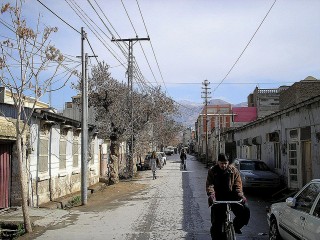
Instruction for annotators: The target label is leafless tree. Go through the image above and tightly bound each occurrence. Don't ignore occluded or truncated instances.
[0,1,71,233]
[83,61,182,177]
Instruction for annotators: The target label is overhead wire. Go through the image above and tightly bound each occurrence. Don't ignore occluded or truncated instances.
[65,0,125,67]
[135,0,168,93]
[36,0,80,34]
[88,0,129,59]
[0,19,80,74]
[36,0,186,115]
[120,0,160,87]
[213,0,277,93]
[147,81,295,85]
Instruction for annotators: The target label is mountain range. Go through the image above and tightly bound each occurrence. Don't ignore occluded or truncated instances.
[175,99,247,128]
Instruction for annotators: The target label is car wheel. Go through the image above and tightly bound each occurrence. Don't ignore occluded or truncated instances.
[269,218,282,240]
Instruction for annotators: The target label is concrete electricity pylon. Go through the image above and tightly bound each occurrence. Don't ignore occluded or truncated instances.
[111,36,150,177]
[79,28,97,205]
[201,79,211,167]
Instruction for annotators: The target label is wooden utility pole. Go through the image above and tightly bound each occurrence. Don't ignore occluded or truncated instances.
[111,37,150,177]
[201,79,211,167]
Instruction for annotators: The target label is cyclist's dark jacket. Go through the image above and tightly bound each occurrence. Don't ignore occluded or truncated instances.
[206,164,244,201]
[180,152,186,162]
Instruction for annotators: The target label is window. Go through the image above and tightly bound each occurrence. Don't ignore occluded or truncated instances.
[39,138,49,172]
[59,129,67,170]
[290,129,298,139]
[240,162,255,170]
[268,132,279,142]
[295,183,320,213]
[39,125,49,173]
[90,140,95,165]
[72,133,79,168]
[313,198,320,218]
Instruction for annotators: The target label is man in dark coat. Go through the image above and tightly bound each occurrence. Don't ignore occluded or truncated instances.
[180,149,187,170]
[206,153,250,239]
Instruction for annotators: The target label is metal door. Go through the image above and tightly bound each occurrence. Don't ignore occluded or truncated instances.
[288,142,300,189]
[0,144,11,208]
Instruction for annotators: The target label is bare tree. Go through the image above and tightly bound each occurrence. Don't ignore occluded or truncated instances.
[0,1,70,233]
[82,61,181,179]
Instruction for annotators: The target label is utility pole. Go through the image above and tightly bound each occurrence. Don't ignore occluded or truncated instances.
[201,79,211,168]
[79,27,98,205]
[80,27,88,205]
[111,36,150,178]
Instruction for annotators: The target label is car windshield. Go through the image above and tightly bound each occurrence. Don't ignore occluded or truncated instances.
[240,161,270,171]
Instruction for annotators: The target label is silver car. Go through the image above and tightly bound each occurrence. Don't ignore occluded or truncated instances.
[234,158,281,189]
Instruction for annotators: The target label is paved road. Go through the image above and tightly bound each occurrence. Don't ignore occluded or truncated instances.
[29,154,270,240]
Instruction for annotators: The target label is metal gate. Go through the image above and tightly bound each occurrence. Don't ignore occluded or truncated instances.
[0,144,11,209]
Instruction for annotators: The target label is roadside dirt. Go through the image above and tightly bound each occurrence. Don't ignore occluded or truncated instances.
[18,172,149,239]
[77,176,149,212]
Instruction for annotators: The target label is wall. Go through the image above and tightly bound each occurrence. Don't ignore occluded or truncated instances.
[280,79,320,110]
[234,98,320,186]
[28,117,100,206]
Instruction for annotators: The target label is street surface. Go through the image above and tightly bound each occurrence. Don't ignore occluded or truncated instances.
[26,154,270,240]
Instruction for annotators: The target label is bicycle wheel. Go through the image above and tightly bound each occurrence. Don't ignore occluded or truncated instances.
[225,223,236,240]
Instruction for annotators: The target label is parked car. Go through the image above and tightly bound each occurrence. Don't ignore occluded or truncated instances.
[164,146,174,155]
[233,158,281,189]
[267,179,320,240]
[156,152,166,166]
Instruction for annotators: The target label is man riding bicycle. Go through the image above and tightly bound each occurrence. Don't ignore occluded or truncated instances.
[180,149,187,170]
[206,153,250,239]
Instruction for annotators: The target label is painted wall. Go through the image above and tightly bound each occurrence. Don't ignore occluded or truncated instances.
[232,107,257,122]
[234,98,320,187]
[28,118,100,206]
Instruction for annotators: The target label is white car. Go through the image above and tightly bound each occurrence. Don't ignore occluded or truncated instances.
[164,146,174,155]
[267,179,320,240]
[156,152,166,166]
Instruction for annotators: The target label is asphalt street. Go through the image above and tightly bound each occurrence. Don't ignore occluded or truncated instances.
[21,154,270,240]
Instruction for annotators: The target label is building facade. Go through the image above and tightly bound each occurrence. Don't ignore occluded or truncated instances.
[218,77,320,189]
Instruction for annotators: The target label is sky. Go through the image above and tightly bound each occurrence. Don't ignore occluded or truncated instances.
[1,0,320,110]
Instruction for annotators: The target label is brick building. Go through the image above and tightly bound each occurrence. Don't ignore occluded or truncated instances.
[279,76,320,110]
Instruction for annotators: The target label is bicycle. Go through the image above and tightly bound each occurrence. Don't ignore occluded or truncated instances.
[180,159,186,170]
[211,200,243,240]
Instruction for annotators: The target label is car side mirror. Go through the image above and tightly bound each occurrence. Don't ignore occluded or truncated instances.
[286,197,296,207]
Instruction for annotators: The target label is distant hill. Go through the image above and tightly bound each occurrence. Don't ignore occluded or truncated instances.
[174,99,248,128]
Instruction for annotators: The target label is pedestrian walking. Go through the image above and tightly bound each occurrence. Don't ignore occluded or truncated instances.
[150,151,157,179]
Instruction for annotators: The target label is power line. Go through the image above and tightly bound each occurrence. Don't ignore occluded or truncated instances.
[120,0,160,87]
[85,0,129,58]
[213,0,277,93]
[135,0,167,93]
[64,0,126,68]
[0,20,81,73]
[36,0,80,34]
[149,81,294,85]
